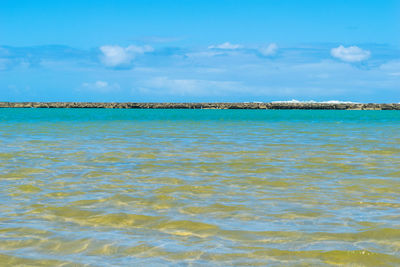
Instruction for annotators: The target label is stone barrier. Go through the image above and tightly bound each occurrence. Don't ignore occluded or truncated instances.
[0,102,399,110]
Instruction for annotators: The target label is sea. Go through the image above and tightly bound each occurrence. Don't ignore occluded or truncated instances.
[0,108,399,266]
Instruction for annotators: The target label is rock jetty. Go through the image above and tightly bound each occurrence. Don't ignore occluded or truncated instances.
[0,102,399,110]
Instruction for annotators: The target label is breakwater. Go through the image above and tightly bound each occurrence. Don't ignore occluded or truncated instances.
[0,102,400,110]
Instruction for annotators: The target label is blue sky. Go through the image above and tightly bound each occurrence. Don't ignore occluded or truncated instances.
[0,0,399,102]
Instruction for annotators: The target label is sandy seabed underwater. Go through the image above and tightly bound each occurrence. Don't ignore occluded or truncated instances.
[0,109,400,266]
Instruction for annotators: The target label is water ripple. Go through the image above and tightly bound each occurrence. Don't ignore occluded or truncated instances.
[0,109,399,266]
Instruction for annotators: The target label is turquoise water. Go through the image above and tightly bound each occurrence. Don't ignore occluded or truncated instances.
[0,109,400,266]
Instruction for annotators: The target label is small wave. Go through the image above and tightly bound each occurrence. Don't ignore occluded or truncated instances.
[271,99,358,104]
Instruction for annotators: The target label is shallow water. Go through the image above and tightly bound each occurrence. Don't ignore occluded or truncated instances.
[0,109,400,266]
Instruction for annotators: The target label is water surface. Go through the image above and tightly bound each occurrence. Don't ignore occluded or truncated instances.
[0,109,400,266]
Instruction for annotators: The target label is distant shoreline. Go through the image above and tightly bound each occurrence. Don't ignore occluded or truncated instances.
[1,102,400,110]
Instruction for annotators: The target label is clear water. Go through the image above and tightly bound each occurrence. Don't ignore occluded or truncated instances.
[0,109,400,266]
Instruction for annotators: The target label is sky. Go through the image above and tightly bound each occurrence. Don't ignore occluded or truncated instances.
[0,0,399,102]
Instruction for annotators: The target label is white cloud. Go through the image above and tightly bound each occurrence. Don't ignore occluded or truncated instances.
[82,80,120,92]
[330,45,370,62]
[208,42,243,50]
[99,45,154,67]
[259,43,278,56]
[94,81,108,88]
[138,76,243,96]
[380,60,400,75]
